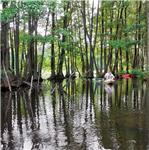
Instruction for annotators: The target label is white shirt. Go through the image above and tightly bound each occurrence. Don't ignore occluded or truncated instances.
[104,72,115,80]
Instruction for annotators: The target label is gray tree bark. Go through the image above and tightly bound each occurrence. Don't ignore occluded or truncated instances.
[147,1,149,71]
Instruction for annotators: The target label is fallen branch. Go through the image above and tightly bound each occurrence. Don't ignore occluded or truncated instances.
[22,81,33,87]
[51,86,56,94]
[29,75,33,97]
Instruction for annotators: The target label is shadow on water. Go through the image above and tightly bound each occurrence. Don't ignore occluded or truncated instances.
[1,79,149,150]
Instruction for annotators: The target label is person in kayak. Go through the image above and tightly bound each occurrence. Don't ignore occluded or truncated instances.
[104,68,115,80]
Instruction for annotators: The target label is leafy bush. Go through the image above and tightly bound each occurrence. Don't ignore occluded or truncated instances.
[117,69,146,78]
[129,69,144,78]
[117,70,127,76]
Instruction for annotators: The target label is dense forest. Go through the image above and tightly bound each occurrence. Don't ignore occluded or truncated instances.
[1,0,149,91]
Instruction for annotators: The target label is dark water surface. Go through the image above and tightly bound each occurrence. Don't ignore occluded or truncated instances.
[1,79,149,150]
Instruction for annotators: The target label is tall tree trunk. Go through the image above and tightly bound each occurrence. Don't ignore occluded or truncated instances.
[81,1,89,77]
[112,2,120,74]
[137,1,142,69]
[119,1,124,71]
[133,1,140,69]
[78,25,85,76]
[21,20,26,76]
[10,28,14,72]
[39,10,50,78]
[1,2,9,71]
[51,10,55,77]
[109,2,114,71]
[34,17,38,79]
[93,0,100,76]
[104,8,107,72]
[28,14,34,78]
[100,5,104,73]
[89,0,94,77]
[25,12,36,80]
[57,1,69,77]
[125,4,129,73]
[147,1,149,71]
[14,9,20,77]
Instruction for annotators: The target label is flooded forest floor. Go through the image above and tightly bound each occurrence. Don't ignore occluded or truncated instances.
[1,78,149,150]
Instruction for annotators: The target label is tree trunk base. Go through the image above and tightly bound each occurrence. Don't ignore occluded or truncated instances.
[65,73,76,79]
[1,70,44,91]
[48,73,77,82]
[82,75,94,79]
[96,72,104,78]
[48,74,65,82]
[1,70,21,91]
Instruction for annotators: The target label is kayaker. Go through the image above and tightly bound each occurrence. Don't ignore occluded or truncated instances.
[104,68,115,80]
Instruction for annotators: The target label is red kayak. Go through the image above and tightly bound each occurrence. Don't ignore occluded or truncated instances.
[122,74,134,79]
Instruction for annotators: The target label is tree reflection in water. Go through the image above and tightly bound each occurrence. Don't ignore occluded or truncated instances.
[1,79,149,150]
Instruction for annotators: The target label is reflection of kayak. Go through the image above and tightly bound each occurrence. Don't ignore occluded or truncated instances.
[105,84,113,94]
[104,79,115,84]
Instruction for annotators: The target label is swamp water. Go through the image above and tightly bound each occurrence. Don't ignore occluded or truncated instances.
[1,79,149,150]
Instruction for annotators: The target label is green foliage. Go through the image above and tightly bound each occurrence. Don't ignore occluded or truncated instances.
[124,23,145,33]
[129,69,144,78]
[20,33,58,43]
[109,40,125,49]
[20,33,31,43]
[117,69,145,78]
[108,39,136,50]
[22,1,44,17]
[36,35,57,43]
[117,70,128,76]
[1,3,17,23]
[108,34,145,53]
[1,0,148,80]
[55,28,72,37]
[43,56,50,69]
